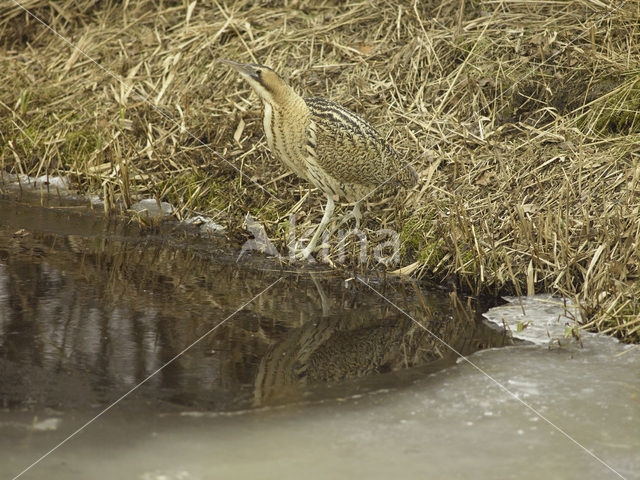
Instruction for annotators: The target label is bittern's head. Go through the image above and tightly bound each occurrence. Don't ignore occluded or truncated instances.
[220,59,289,106]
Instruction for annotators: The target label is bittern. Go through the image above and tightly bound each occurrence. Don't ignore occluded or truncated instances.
[221,59,418,260]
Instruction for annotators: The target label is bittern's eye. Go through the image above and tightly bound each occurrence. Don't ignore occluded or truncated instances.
[255,70,274,92]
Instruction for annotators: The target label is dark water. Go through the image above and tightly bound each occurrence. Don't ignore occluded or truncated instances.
[0,190,509,414]
[2,189,637,480]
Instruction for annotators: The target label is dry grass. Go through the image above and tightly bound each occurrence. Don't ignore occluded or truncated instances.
[0,0,638,341]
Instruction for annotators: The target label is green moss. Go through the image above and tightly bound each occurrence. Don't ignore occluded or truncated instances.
[62,129,105,166]
[416,239,446,269]
[399,214,451,268]
[583,75,640,135]
[457,245,477,272]
[400,217,426,253]
[0,104,106,174]
[273,216,292,239]
[165,172,230,213]
[0,114,51,169]
[250,201,282,224]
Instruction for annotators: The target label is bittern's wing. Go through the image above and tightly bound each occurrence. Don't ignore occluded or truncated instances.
[305,98,414,188]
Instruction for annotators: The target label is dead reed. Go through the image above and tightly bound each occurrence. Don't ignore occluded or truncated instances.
[0,0,638,341]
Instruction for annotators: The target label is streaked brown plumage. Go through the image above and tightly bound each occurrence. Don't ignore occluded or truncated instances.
[221,59,417,259]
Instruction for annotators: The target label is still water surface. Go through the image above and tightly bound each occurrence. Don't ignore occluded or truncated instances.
[0,191,637,479]
[0,195,505,413]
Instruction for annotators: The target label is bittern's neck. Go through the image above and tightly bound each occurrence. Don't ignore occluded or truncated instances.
[259,84,310,181]
[263,83,306,115]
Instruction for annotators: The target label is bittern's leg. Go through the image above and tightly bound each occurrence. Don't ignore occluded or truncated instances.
[351,202,362,230]
[332,201,362,233]
[295,196,335,261]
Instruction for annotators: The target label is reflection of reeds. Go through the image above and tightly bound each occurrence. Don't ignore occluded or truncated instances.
[1,0,637,340]
[2,215,503,409]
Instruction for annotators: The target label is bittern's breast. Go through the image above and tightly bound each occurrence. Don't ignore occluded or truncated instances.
[262,100,310,182]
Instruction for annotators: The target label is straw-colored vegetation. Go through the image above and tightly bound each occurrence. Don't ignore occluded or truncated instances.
[1,0,638,341]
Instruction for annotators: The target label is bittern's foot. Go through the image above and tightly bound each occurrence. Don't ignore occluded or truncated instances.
[290,237,332,262]
[291,246,317,262]
[290,197,334,262]
[331,204,362,234]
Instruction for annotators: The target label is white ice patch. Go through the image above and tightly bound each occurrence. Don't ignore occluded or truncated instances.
[35,175,69,190]
[87,194,104,206]
[1,172,69,191]
[184,215,225,234]
[31,417,61,431]
[130,198,175,217]
[482,294,626,349]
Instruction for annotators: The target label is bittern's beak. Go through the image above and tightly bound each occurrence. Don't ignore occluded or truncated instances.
[220,59,261,82]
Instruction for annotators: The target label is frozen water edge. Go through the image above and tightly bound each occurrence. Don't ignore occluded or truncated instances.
[2,294,638,479]
[1,172,70,192]
[482,294,634,351]
[483,294,582,346]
